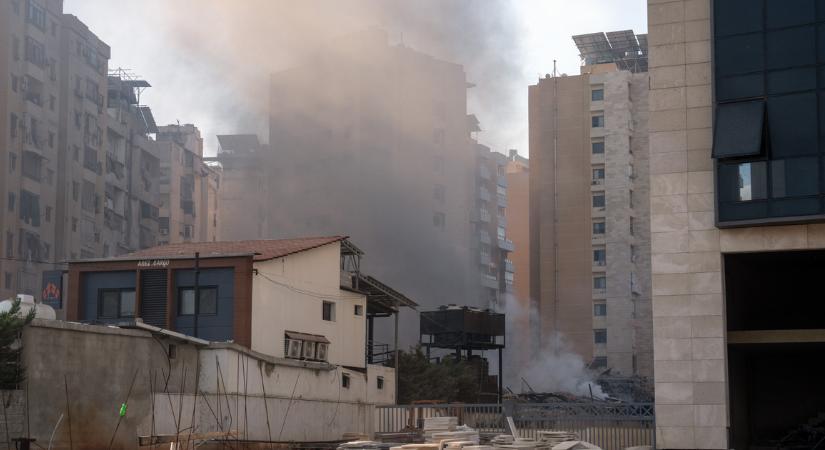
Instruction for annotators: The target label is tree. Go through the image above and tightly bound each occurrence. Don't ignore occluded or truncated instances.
[0,299,35,389]
[390,347,481,404]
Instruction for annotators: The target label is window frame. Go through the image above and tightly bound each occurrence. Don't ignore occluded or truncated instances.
[177,286,219,316]
[322,300,336,322]
[97,288,136,320]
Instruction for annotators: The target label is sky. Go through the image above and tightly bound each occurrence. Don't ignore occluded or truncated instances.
[64,0,647,157]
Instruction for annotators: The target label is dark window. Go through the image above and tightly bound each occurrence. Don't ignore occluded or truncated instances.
[594,329,607,344]
[591,89,604,101]
[591,115,605,128]
[719,161,768,202]
[592,141,605,154]
[766,26,815,70]
[342,373,350,389]
[594,304,607,316]
[716,33,764,76]
[354,304,363,316]
[377,376,384,390]
[25,1,46,30]
[4,273,12,289]
[4,233,12,258]
[322,301,335,321]
[593,168,605,180]
[593,249,606,266]
[593,194,605,208]
[766,0,814,28]
[10,113,18,140]
[21,151,41,181]
[768,92,818,157]
[19,190,40,226]
[712,101,765,158]
[178,287,218,316]
[98,289,136,319]
[8,153,15,173]
[593,221,605,234]
[7,193,15,212]
[594,276,606,290]
[772,158,819,198]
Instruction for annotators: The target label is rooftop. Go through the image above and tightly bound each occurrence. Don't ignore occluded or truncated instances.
[572,30,648,73]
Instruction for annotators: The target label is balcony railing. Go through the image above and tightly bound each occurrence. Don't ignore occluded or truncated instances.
[497,238,514,252]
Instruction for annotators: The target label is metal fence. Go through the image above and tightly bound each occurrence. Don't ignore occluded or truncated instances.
[375,402,655,450]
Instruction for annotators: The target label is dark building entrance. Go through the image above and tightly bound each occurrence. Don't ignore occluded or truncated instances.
[725,250,825,450]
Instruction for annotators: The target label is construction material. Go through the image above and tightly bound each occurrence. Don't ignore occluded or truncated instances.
[549,441,600,450]
[137,430,238,446]
[537,431,578,447]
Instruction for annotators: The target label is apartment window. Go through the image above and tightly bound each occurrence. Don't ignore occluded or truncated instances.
[631,245,638,263]
[593,248,606,266]
[19,190,40,227]
[71,182,79,201]
[591,88,604,101]
[5,233,13,258]
[21,151,41,181]
[73,146,79,161]
[629,190,635,208]
[497,226,506,240]
[377,376,384,390]
[49,95,55,111]
[3,273,12,290]
[322,301,336,321]
[7,193,15,212]
[24,37,46,68]
[592,194,605,208]
[354,304,363,316]
[11,76,18,93]
[629,217,635,236]
[594,329,607,344]
[71,218,77,232]
[592,356,607,368]
[98,289,136,319]
[592,167,605,181]
[593,276,606,290]
[593,221,605,235]
[433,156,445,174]
[81,181,95,212]
[592,141,605,154]
[433,212,446,230]
[591,114,605,128]
[178,287,218,316]
[8,152,16,173]
[594,303,607,316]
[342,373,350,389]
[12,36,19,61]
[26,1,47,31]
[10,113,18,140]
[433,184,445,202]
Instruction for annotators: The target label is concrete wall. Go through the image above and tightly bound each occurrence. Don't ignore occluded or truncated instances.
[251,242,368,367]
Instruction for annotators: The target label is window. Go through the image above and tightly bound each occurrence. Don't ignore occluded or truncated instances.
[81,181,95,212]
[593,276,606,290]
[8,152,15,173]
[48,132,54,149]
[433,212,446,230]
[5,233,12,258]
[49,95,55,111]
[26,1,47,30]
[713,101,766,158]
[71,218,77,232]
[342,373,350,389]
[3,273,11,289]
[44,206,50,222]
[630,217,635,236]
[592,356,608,368]
[11,76,18,93]
[591,88,604,101]
[21,151,41,181]
[593,248,606,266]
[631,245,638,263]
[497,226,506,240]
[592,167,605,181]
[629,190,635,209]
[719,161,768,202]
[98,289,136,319]
[12,36,19,61]
[71,182,79,201]
[593,221,605,235]
[354,304,363,316]
[591,114,604,128]
[168,344,177,359]
[592,194,605,208]
[10,113,18,140]
[594,329,607,344]
[771,158,818,198]
[377,376,384,390]
[433,184,445,202]
[24,37,46,68]
[592,141,605,154]
[594,304,607,316]
[178,287,218,316]
[19,190,40,226]
[7,193,15,212]
[322,301,335,321]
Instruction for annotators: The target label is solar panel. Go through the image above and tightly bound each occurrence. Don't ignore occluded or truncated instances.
[572,30,648,73]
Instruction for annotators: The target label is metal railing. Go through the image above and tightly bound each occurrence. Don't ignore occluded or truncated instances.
[375,402,654,450]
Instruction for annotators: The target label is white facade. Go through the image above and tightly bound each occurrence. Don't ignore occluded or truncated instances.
[251,241,368,368]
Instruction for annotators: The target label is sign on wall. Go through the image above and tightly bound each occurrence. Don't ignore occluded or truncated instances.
[41,270,63,309]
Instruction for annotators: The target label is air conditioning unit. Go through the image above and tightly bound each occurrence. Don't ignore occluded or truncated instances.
[303,341,317,360]
[316,343,328,362]
[285,339,302,359]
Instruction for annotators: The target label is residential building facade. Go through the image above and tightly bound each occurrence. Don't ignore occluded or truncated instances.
[504,149,530,380]
[213,134,270,241]
[648,0,825,448]
[529,31,652,378]
[219,29,482,347]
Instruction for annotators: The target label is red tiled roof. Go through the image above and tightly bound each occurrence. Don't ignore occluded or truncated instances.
[124,236,347,262]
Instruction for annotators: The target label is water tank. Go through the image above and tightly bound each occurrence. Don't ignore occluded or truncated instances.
[0,294,56,320]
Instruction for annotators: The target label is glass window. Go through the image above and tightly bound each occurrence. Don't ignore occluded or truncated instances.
[377,376,384,389]
[178,287,218,315]
[592,141,605,154]
[593,249,606,266]
[766,26,816,70]
[355,304,363,316]
[719,161,768,202]
[712,100,765,158]
[179,289,195,315]
[323,301,335,321]
[767,68,816,94]
[716,73,764,101]
[772,158,819,198]
[594,329,607,344]
[714,0,763,37]
[715,33,764,77]
[100,291,119,319]
[594,304,607,316]
[591,89,604,101]
[768,92,818,157]
[592,168,605,180]
[591,115,604,128]
[593,276,606,290]
[593,221,605,235]
[120,291,135,318]
[342,373,350,388]
[766,0,814,28]
[593,194,605,208]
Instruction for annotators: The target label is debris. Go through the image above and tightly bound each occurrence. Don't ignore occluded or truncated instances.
[550,441,601,450]
[537,431,578,447]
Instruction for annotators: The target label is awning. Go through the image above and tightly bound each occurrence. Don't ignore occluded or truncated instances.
[357,273,418,315]
[285,331,330,344]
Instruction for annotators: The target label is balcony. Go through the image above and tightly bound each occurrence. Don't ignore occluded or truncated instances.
[505,259,515,273]
[479,231,491,245]
[479,209,491,223]
[478,188,491,202]
[497,215,508,228]
[497,194,507,207]
[497,238,514,252]
[480,252,491,265]
[481,273,499,290]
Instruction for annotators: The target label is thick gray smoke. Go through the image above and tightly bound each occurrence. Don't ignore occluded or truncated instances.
[499,293,605,399]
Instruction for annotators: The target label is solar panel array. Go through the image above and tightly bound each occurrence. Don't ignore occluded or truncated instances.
[572,30,649,73]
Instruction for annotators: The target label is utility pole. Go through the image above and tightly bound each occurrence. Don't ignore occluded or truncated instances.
[193,252,200,338]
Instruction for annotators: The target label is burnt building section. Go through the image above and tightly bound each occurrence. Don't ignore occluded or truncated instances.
[102,71,161,255]
[420,306,505,402]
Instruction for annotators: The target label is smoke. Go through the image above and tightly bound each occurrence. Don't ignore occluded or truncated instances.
[499,293,605,399]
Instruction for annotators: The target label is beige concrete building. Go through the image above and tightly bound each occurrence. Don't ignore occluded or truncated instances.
[155,124,218,245]
[529,31,652,378]
[648,0,825,447]
[504,149,530,379]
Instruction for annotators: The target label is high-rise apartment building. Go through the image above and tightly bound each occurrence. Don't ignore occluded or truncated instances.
[214,134,269,241]
[648,0,825,447]
[218,29,482,346]
[504,149,530,378]
[529,31,652,377]
[155,124,218,245]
